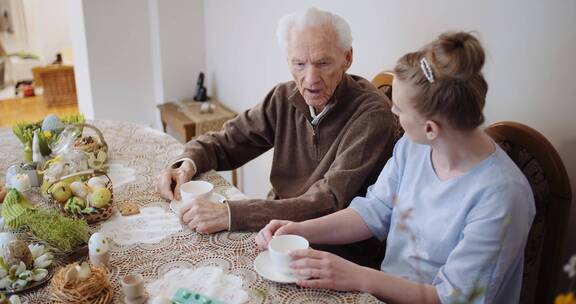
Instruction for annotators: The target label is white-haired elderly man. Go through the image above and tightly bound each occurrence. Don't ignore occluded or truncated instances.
[158,8,394,267]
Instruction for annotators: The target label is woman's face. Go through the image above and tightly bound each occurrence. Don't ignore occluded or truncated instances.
[391,78,429,144]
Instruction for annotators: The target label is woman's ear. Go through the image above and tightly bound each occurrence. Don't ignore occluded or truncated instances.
[425,120,440,141]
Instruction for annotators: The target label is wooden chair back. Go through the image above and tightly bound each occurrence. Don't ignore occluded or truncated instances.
[485,121,572,304]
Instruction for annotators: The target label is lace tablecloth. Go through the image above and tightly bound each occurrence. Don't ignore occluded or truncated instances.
[0,120,380,303]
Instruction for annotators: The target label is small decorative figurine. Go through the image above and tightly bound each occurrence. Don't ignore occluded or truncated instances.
[193,72,208,102]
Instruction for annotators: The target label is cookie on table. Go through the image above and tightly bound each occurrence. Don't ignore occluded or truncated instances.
[119,202,140,216]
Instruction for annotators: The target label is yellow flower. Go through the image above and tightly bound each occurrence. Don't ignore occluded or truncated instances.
[555,293,576,304]
[43,130,52,139]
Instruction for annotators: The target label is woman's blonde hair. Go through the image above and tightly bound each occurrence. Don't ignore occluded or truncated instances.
[394,32,488,130]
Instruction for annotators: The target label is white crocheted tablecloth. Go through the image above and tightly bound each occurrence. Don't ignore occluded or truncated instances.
[0,120,381,304]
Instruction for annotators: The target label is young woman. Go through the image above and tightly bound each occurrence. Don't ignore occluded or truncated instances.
[256,32,535,304]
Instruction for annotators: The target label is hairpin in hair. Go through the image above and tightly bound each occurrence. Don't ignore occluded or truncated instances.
[420,57,435,83]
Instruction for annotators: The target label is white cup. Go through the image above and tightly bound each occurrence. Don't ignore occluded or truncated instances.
[121,274,146,301]
[268,235,309,275]
[179,181,213,203]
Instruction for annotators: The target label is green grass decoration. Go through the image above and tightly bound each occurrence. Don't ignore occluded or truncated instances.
[1,189,89,252]
[11,114,86,156]
[11,121,39,146]
[60,114,85,125]
[1,189,33,229]
[20,209,89,253]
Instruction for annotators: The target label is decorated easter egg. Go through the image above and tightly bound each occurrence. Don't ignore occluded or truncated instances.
[70,181,90,198]
[41,114,64,131]
[87,177,106,190]
[88,233,109,255]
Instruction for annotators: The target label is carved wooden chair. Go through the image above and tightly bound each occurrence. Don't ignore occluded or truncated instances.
[485,121,572,304]
[371,71,404,144]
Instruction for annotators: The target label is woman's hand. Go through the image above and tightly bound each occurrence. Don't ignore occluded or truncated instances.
[255,220,303,250]
[289,248,366,291]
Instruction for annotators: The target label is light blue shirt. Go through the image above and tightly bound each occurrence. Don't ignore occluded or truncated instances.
[350,135,535,304]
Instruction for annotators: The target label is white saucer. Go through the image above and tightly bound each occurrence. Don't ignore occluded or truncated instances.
[253,251,307,284]
[169,193,226,214]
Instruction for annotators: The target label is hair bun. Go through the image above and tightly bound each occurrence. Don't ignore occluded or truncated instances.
[429,32,485,80]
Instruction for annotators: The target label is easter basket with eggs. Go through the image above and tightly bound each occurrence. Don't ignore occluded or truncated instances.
[45,170,113,224]
[50,123,109,171]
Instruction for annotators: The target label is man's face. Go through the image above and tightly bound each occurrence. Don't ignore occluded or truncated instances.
[287,25,352,110]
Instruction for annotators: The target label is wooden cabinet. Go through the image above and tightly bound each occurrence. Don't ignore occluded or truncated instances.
[157,100,238,185]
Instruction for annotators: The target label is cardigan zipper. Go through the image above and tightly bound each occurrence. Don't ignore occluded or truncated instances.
[312,127,319,161]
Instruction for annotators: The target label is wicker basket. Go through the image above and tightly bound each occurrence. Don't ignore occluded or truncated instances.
[38,65,77,106]
[46,169,114,224]
[73,123,108,154]
[49,264,112,304]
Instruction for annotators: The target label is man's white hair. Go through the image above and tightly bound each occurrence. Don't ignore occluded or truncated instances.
[276,8,353,52]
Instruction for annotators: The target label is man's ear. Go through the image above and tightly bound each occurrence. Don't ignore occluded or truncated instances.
[425,120,440,141]
[344,48,353,70]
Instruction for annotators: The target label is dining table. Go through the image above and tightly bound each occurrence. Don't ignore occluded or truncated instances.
[0,120,381,303]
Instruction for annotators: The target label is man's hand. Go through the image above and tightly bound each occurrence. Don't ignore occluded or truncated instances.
[290,248,365,291]
[255,220,303,250]
[157,160,196,201]
[179,198,230,234]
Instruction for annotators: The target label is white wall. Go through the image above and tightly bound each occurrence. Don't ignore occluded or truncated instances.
[203,0,576,288]
[156,0,205,103]
[0,0,30,53]
[68,0,93,118]
[70,0,158,128]
[70,0,206,130]
[24,0,71,63]
[0,0,72,62]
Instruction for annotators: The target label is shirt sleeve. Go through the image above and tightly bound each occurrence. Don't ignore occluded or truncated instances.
[348,135,407,241]
[169,86,278,173]
[227,108,394,231]
[433,183,535,304]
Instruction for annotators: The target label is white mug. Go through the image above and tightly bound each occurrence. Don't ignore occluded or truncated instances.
[268,235,309,275]
[179,181,213,203]
[121,274,146,301]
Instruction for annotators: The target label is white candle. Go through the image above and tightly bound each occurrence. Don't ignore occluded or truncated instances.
[12,174,31,193]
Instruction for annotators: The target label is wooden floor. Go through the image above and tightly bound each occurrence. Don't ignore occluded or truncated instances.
[0,96,79,128]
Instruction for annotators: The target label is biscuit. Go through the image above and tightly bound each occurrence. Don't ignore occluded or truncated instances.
[119,202,140,216]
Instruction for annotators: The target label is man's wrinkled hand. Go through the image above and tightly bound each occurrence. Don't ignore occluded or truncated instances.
[179,198,230,234]
[157,160,196,201]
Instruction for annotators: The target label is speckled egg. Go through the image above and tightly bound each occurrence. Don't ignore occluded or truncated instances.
[88,233,109,255]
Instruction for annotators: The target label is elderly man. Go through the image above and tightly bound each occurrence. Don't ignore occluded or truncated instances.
[158,9,393,243]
